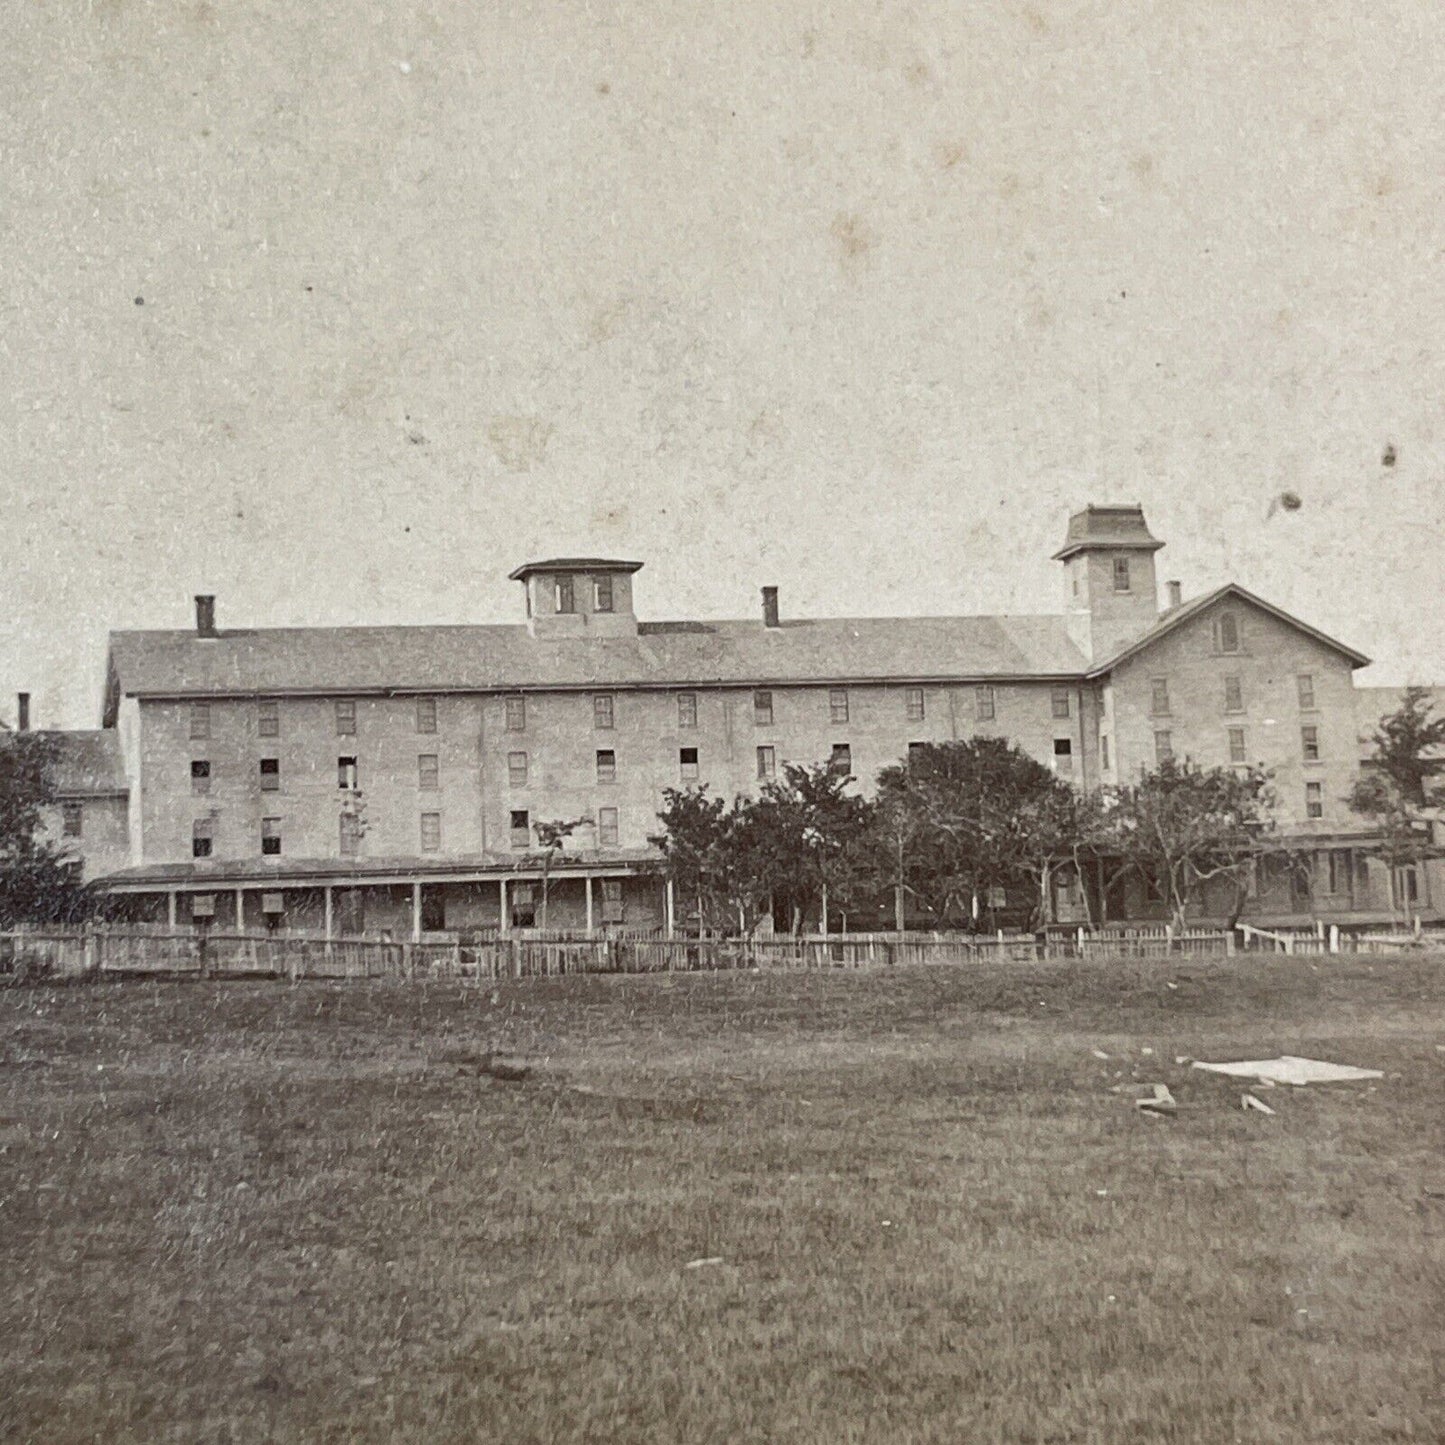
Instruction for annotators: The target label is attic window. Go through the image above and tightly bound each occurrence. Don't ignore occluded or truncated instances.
[1215,611,1241,655]
[555,576,576,614]
[594,576,614,612]
[1113,557,1131,593]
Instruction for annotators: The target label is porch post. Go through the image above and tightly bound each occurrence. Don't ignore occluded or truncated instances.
[324,885,334,941]
[821,882,829,937]
[665,877,675,938]
[500,877,510,935]
[167,890,177,929]
[411,880,422,942]
[585,875,594,933]
[235,887,245,933]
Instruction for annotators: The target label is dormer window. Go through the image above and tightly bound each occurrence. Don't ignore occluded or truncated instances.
[1112,557,1131,592]
[555,576,576,614]
[594,576,613,612]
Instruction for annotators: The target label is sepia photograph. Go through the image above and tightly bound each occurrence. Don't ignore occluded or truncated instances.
[2,2,1443,1441]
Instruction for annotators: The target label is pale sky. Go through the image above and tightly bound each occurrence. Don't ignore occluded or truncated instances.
[4,0,1444,729]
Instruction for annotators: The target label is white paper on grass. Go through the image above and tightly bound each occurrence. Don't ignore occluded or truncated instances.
[1191,1056,1383,1086]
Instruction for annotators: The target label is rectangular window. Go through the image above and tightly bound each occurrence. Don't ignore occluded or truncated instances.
[1306,782,1324,819]
[680,746,699,783]
[259,757,279,792]
[511,881,536,928]
[976,685,995,721]
[335,700,356,735]
[1215,611,1241,654]
[555,576,575,614]
[416,697,437,734]
[1224,675,1243,713]
[339,811,361,857]
[677,692,697,728]
[192,818,213,858]
[1113,556,1131,592]
[420,812,441,853]
[905,687,925,722]
[509,809,530,849]
[753,690,773,726]
[1297,674,1316,711]
[1301,726,1320,762]
[1392,865,1419,909]
[257,700,278,738]
[190,702,210,740]
[418,753,439,790]
[596,749,616,784]
[1100,734,1111,770]
[1228,727,1247,764]
[1053,738,1073,774]
[830,743,852,774]
[508,751,528,787]
[505,696,526,732]
[601,877,625,924]
[1154,730,1173,764]
[829,689,849,724]
[62,803,83,838]
[261,817,281,856]
[908,741,927,765]
[1051,687,1071,720]
[597,806,619,847]
[1326,849,1352,896]
[594,576,614,612]
[756,745,776,780]
[1151,678,1170,716]
[337,755,358,790]
[191,759,211,795]
[593,694,614,730]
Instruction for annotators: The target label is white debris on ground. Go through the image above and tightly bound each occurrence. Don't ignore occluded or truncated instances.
[1191,1056,1384,1086]
[1136,1083,1176,1116]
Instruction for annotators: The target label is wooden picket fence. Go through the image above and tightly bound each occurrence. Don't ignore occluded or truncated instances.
[0,920,1432,985]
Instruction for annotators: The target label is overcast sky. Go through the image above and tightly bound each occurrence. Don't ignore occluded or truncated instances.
[4,1,1443,729]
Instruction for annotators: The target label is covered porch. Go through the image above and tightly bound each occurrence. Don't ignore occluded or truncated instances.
[99,854,680,941]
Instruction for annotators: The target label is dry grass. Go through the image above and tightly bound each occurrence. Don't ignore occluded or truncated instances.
[1,954,1442,1443]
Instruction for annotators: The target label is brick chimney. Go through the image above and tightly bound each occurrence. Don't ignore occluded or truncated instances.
[195,594,217,638]
[762,586,780,629]
[17,693,29,732]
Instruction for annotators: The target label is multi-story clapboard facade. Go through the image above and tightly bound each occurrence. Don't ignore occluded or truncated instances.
[20,503,1440,934]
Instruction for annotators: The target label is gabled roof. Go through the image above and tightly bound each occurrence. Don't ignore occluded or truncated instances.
[1052,504,1163,561]
[1086,584,1372,677]
[507,558,644,580]
[13,730,129,796]
[103,614,1091,709]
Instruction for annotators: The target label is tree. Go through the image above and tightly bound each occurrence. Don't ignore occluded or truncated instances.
[1099,758,1279,932]
[649,765,875,937]
[872,739,1075,930]
[531,817,590,931]
[0,732,92,926]
[649,787,750,934]
[1349,685,1445,916]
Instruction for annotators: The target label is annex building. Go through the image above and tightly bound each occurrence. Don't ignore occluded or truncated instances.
[18,504,1435,936]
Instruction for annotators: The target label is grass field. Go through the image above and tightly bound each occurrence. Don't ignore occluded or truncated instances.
[1,954,1442,1444]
